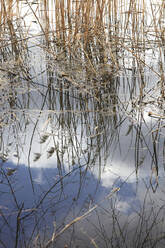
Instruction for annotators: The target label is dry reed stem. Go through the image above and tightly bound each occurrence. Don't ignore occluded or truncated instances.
[45,187,120,248]
[148,111,165,119]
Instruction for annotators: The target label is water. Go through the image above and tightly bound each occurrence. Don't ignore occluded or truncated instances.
[1,51,165,247]
[0,1,165,247]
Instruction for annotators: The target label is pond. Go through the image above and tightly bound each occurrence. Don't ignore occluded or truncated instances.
[0,0,165,247]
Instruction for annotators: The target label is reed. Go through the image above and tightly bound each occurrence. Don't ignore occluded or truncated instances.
[0,1,164,72]
[0,1,165,247]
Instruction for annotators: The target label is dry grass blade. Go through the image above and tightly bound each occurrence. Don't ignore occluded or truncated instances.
[40,134,49,144]
[148,112,165,119]
[33,153,41,162]
[47,147,55,158]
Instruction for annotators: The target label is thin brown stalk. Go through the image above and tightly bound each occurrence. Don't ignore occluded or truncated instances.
[45,187,120,248]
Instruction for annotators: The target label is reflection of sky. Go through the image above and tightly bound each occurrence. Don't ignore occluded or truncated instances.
[0,159,106,246]
[3,99,165,214]
[1,74,165,246]
[1,115,165,245]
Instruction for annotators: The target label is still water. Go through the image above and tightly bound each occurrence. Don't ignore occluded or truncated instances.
[0,41,165,248]
[0,0,165,247]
